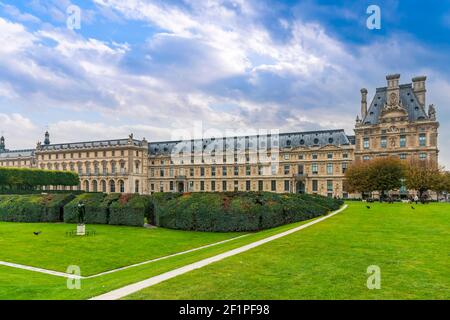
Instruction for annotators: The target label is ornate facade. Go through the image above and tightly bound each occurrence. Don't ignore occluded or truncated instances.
[0,74,440,197]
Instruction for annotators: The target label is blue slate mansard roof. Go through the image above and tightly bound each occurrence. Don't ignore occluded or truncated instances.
[38,138,145,151]
[0,149,35,159]
[149,129,354,156]
[361,84,429,125]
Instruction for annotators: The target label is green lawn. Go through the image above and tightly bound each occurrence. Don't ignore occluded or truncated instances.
[0,222,241,275]
[125,202,450,300]
[0,216,318,299]
[1,202,448,300]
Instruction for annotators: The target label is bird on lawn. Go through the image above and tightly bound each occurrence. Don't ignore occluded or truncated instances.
[33,231,41,236]
[411,206,415,210]
[366,206,371,209]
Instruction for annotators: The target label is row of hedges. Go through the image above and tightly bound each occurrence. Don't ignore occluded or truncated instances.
[153,192,343,232]
[64,193,120,224]
[0,193,151,226]
[0,192,343,230]
[0,194,76,222]
[0,167,79,191]
[63,193,151,226]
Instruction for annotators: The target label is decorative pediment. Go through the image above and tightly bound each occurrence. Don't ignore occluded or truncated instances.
[380,93,408,119]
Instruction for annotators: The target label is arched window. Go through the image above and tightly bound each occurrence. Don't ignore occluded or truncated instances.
[84,180,89,192]
[110,180,116,193]
[92,180,98,192]
[101,180,106,193]
[119,180,125,193]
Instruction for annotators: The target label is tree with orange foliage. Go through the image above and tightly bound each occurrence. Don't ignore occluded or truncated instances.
[404,160,441,200]
[346,157,406,200]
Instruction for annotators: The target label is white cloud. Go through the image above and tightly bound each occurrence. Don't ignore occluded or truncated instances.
[0,2,450,169]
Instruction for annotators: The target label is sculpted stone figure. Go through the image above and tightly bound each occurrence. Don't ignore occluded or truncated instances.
[77,201,86,225]
[428,104,436,119]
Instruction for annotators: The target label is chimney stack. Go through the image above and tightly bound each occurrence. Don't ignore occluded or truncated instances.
[412,76,426,107]
[386,74,400,89]
[360,88,368,119]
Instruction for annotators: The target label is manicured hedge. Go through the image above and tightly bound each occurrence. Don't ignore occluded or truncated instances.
[109,194,152,227]
[64,193,120,224]
[155,192,343,232]
[148,192,182,225]
[0,167,79,191]
[0,193,75,222]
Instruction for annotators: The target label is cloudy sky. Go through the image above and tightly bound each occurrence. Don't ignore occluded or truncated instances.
[0,0,449,168]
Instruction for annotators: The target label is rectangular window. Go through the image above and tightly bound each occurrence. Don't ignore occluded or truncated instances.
[200,167,205,177]
[284,165,290,175]
[312,163,318,175]
[189,168,194,176]
[342,162,348,174]
[271,165,277,175]
[400,135,406,147]
[258,180,263,191]
[222,166,227,176]
[271,180,276,191]
[211,181,216,191]
[298,154,304,160]
[298,164,304,175]
[234,180,239,191]
[284,180,290,192]
[327,180,333,192]
[419,133,426,147]
[283,154,289,160]
[159,182,164,192]
[419,153,427,160]
[211,166,216,177]
[200,181,205,191]
[400,153,407,160]
[363,155,370,161]
[234,166,239,176]
[169,181,174,191]
[246,165,251,176]
[312,180,318,192]
[343,153,348,159]
[327,153,333,159]
[246,180,251,191]
[312,153,318,160]
[258,165,263,176]
[363,137,369,149]
[380,136,387,148]
[326,163,333,175]
[150,183,154,191]
[222,181,227,191]
[160,169,164,177]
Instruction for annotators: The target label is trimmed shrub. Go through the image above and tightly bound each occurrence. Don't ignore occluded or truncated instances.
[41,193,76,222]
[0,167,79,192]
[0,193,75,222]
[108,194,152,227]
[63,193,120,224]
[154,192,342,232]
[148,192,182,225]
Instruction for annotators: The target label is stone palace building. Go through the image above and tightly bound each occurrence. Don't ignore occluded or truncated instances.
[0,74,440,198]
